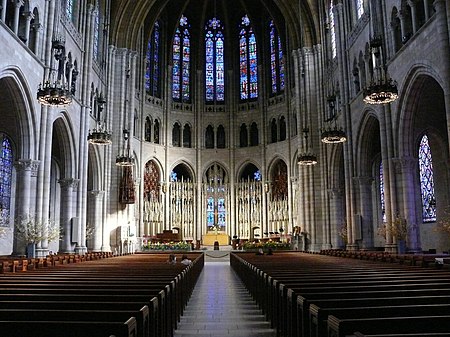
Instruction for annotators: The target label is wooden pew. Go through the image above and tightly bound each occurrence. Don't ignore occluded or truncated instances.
[0,317,137,337]
[327,315,450,337]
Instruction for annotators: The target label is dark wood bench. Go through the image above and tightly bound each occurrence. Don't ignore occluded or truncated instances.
[0,317,137,337]
[328,315,450,337]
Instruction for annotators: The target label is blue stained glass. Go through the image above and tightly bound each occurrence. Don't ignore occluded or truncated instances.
[357,0,364,19]
[254,170,261,181]
[205,18,225,102]
[170,171,178,182]
[218,198,226,229]
[330,2,337,58]
[93,9,100,60]
[172,17,190,101]
[239,15,258,100]
[269,20,285,94]
[419,135,436,222]
[153,23,160,95]
[380,162,386,223]
[146,22,160,96]
[207,197,215,227]
[66,0,73,20]
[145,40,152,91]
[0,136,12,222]
[172,29,181,100]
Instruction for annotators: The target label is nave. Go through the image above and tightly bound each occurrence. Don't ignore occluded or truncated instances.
[174,260,276,337]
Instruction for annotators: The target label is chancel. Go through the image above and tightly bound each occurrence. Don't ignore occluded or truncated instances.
[1,0,450,336]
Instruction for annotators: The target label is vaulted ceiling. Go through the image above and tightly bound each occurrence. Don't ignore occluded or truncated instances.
[110,0,321,51]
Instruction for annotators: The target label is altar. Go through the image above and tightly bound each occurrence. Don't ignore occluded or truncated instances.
[202,232,229,245]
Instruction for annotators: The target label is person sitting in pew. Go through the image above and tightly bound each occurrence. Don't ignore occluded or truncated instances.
[181,254,192,266]
[167,253,177,265]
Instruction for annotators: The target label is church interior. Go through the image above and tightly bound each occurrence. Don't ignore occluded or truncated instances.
[0,0,450,256]
[1,0,450,335]
[1,0,449,257]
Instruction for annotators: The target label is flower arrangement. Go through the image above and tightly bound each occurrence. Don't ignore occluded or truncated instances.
[14,214,62,244]
[434,206,450,236]
[142,241,191,251]
[243,240,290,251]
[377,216,408,240]
[337,223,348,243]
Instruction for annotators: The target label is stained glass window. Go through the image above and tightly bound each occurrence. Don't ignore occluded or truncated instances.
[269,20,285,94]
[145,22,160,96]
[380,162,386,223]
[419,134,436,222]
[239,15,258,100]
[207,197,215,228]
[254,170,262,181]
[330,2,337,58]
[66,0,74,20]
[217,197,226,229]
[170,171,178,182]
[93,8,100,60]
[0,136,13,223]
[205,17,225,102]
[356,0,364,19]
[172,16,190,101]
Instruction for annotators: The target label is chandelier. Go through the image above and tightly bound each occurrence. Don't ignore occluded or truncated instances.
[116,129,134,166]
[363,36,398,105]
[321,126,347,144]
[298,128,317,166]
[321,94,347,144]
[87,94,112,145]
[37,37,72,106]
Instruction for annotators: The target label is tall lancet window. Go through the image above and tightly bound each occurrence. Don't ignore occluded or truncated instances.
[329,2,337,58]
[0,135,13,222]
[93,8,100,60]
[419,134,436,222]
[356,0,364,19]
[66,0,74,21]
[380,162,386,223]
[205,17,225,102]
[269,20,285,94]
[172,15,190,102]
[145,21,161,97]
[239,15,258,100]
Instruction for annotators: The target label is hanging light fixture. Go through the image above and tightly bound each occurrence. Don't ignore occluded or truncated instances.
[321,94,347,144]
[87,93,112,145]
[116,129,134,166]
[116,68,134,166]
[298,128,317,166]
[87,22,112,145]
[363,36,398,105]
[37,36,73,106]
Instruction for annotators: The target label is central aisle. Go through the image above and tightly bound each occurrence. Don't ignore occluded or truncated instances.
[174,261,276,337]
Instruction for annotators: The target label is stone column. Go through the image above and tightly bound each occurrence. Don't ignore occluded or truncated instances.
[407,0,418,33]
[12,159,40,256]
[12,0,24,34]
[58,178,79,253]
[87,190,104,251]
[355,176,375,249]
[1,0,7,22]
[424,0,430,20]
[328,188,344,249]
[397,157,422,252]
[22,10,33,45]
[397,10,407,41]
[31,23,42,55]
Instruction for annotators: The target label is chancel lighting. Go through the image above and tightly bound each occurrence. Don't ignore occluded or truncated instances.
[363,79,398,105]
[116,130,134,166]
[87,126,112,145]
[37,38,72,106]
[298,153,318,166]
[321,127,347,144]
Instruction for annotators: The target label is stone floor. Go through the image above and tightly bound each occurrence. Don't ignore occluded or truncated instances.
[174,261,276,337]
